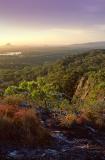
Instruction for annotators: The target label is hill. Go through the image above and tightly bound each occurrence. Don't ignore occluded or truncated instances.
[69,41,105,49]
[0,49,105,159]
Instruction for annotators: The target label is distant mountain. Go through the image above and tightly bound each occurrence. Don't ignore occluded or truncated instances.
[0,41,105,51]
[5,43,12,46]
[69,41,105,49]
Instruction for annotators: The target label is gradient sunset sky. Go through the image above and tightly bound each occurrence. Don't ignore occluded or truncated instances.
[0,0,105,45]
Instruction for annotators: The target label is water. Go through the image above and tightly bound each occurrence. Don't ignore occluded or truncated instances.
[0,51,22,56]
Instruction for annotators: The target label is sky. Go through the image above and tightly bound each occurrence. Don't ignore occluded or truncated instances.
[0,0,105,45]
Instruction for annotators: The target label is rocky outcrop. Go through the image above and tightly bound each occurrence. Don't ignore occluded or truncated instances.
[1,107,105,160]
[73,74,105,102]
[1,129,105,160]
[73,75,91,100]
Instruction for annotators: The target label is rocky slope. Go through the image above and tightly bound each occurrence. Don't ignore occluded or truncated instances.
[1,108,105,160]
[73,72,105,103]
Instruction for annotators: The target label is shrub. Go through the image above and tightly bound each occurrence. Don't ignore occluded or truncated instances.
[59,113,76,128]
[82,101,105,128]
[0,104,17,118]
[3,95,26,106]
[76,114,88,125]
[5,86,17,95]
[0,105,50,146]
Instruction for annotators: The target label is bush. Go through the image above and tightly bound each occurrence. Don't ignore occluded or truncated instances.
[0,105,50,146]
[3,95,26,106]
[59,113,76,128]
[76,114,88,125]
[82,101,105,128]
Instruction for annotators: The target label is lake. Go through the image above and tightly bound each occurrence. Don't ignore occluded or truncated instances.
[0,52,22,56]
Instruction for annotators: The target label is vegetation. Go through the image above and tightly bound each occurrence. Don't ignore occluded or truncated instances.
[0,105,50,146]
[59,113,76,128]
[0,49,105,146]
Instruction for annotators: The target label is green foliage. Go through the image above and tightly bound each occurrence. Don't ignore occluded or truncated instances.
[97,82,105,89]
[5,86,17,95]
[59,99,73,111]
[2,49,105,127]
[19,81,28,90]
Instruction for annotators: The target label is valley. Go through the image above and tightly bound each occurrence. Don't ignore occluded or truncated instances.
[0,48,104,159]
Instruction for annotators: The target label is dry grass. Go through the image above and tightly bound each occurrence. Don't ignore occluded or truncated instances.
[58,102,105,129]
[3,95,26,106]
[81,102,105,129]
[0,104,50,146]
[76,115,87,125]
[59,114,76,128]
[59,113,88,128]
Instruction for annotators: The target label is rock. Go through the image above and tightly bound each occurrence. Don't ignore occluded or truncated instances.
[1,107,105,160]
[8,150,25,159]
[19,102,31,108]
[85,125,97,133]
[45,149,58,157]
[70,147,87,160]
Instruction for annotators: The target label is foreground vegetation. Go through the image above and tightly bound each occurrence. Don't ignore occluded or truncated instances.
[0,49,105,146]
[0,104,50,146]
